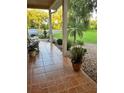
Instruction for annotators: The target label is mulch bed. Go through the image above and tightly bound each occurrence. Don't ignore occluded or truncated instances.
[81,44,97,82]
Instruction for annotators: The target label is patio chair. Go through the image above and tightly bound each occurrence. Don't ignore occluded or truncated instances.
[27,38,39,53]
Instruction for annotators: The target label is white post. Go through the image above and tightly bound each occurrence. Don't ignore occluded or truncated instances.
[62,0,68,56]
[49,9,53,44]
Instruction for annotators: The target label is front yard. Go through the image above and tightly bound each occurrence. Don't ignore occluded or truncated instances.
[53,29,97,44]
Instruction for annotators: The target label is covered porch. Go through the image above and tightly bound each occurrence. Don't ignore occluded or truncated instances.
[27,0,96,93]
[28,0,68,56]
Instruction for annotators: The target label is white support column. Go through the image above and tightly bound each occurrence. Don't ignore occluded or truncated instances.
[62,0,68,56]
[49,9,53,44]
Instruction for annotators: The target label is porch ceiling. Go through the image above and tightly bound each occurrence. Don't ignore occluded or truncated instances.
[27,0,62,10]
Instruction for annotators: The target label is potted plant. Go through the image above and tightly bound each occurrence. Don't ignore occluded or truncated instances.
[28,46,37,57]
[70,45,87,71]
[57,39,62,45]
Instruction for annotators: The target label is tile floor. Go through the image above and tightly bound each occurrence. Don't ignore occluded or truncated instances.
[28,41,96,93]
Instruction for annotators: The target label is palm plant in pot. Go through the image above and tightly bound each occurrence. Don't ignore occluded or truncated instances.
[70,45,87,71]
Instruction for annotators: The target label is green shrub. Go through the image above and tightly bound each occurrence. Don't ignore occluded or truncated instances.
[38,34,44,39]
[67,40,73,50]
[57,39,62,45]
[89,20,97,30]
[76,40,84,45]
[38,32,50,39]
[43,30,47,38]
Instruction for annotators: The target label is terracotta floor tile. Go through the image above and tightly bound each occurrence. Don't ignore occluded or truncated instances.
[27,79,31,85]
[33,67,45,73]
[65,81,73,89]
[56,79,64,85]
[46,76,54,82]
[64,77,73,82]
[32,73,45,80]
[32,65,43,69]
[27,85,31,93]
[32,79,41,85]
[52,74,63,81]
[71,79,79,87]
[76,77,87,84]
[41,88,49,93]
[35,62,44,66]
[32,76,46,84]
[27,41,96,93]
[45,65,57,72]
[46,80,57,87]
[44,62,54,65]
[59,90,68,93]
[31,85,41,93]
[32,84,40,88]
[87,88,97,93]
[48,85,58,93]
[57,82,66,92]
[39,82,47,89]
[68,87,77,93]
[75,85,87,93]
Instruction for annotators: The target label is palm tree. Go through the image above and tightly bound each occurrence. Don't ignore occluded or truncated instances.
[68,0,97,43]
[68,15,84,43]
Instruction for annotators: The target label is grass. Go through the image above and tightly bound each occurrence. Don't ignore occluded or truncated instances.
[53,32,62,39]
[82,30,97,43]
[53,29,97,44]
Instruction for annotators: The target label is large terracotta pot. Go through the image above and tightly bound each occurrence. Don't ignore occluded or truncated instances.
[72,63,82,72]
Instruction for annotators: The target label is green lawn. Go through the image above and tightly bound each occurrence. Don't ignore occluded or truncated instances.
[53,29,97,44]
[82,30,97,43]
[53,32,62,39]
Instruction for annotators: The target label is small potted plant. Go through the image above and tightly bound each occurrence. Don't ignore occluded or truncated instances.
[70,45,87,71]
[28,46,37,57]
[57,39,62,45]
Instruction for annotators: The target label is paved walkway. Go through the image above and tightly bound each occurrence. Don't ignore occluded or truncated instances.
[28,41,96,93]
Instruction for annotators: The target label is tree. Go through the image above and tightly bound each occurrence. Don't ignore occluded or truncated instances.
[89,20,97,30]
[52,6,62,30]
[27,9,48,29]
[68,15,84,43]
[27,7,63,30]
[68,0,97,43]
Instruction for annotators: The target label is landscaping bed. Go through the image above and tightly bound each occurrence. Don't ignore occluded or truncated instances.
[81,43,97,82]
